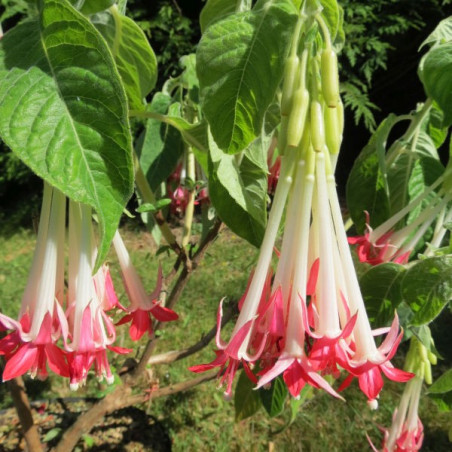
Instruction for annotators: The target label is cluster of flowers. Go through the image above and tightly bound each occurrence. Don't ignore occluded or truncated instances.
[191,138,413,406]
[191,29,414,407]
[0,183,178,389]
[349,167,452,265]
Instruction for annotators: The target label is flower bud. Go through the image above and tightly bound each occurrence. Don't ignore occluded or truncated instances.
[321,49,339,108]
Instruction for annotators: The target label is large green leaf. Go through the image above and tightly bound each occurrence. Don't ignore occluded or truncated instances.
[92,8,157,110]
[208,132,268,247]
[234,370,261,421]
[200,0,237,33]
[346,116,395,233]
[197,0,298,154]
[359,263,406,327]
[0,0,133,267]
[420,16,452,50]
[259,376,288,417]
[80,0,115,15]
[419,42,452,127]
[136,93,184,191]
[387,144,443,223]
[402,256,452,326]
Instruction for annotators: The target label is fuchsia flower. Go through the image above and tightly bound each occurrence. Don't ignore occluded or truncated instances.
[268,155,281,195]
[113,231,179,341]
[0,184,69,381]
[349,170,452,265]
[347,212,409,265]
[65,202,130,390]
[369,376,424,452]
[168,186,191,215]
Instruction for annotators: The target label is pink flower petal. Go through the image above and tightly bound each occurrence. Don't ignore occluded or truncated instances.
[45,344,69,377]
[150,302,179,322]
[381,362,414,382]
[225,318,255,360]
[256,356,294,389]
[2,343,38,381]
[129,310,151,341]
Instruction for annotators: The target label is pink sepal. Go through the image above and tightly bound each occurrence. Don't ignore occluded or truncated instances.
[2,343,38,381]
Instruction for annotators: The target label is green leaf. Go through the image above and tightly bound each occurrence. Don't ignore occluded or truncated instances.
[92,8,157,110]
[43,428,62,442]
[235,370,261,421]
[346,115,395,233]
[420,42,452,127]
[259,376,288,417]
[158,115,209,155]
[136,199,171,213]
[388,142,443,225]
[420,17,452,50]
[430,391,452,412]
[117,0,127,14]
[429,369,452,394]
[208,132,268,247]
[405,156,443,234]
[80,0,114,15]
[319,0,342,43]
[200,0,237,33]
[359,263,406,327]
[136,93,184,191]
[81,434,95,447]
[288,385,313,425]
[424,102,448,148]
[402,256,452,326]
[179,53,200,104]
[197,0,298,154]
[0,0,133,268]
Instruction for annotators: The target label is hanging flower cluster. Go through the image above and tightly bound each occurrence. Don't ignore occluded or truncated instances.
[190,14,413,406]
[0,183,176,389]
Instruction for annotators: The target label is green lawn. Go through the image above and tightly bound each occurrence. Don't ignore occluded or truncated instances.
[0,224,450,451]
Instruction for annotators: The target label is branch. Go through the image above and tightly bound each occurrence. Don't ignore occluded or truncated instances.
[53,372,217,452]
[8,376,43,452]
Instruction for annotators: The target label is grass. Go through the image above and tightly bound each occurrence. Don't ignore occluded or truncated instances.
[0,223,451,451]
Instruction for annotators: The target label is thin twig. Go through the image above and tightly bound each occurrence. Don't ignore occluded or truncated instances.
[119,372,218,408]
[148,303,236,365]
[171,0,183,16]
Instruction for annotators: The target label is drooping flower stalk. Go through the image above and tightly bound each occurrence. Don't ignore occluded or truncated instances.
[0,183,69,381]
